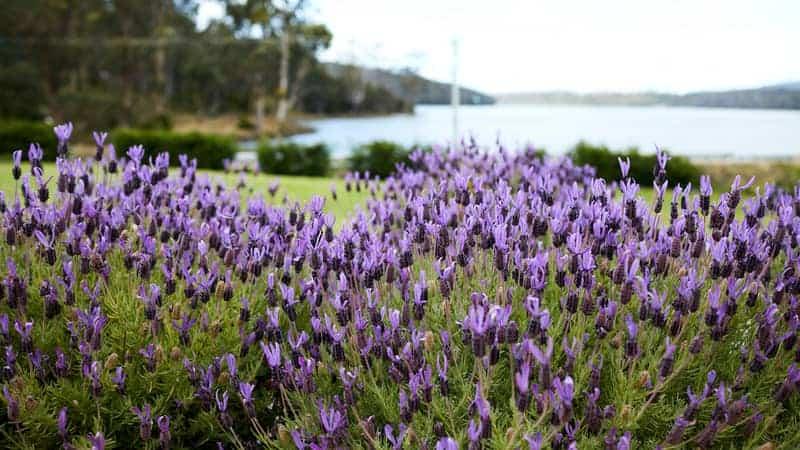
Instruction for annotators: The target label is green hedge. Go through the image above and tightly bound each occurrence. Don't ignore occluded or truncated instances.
[257,141,330,176]
[112,129,236,170]
[0,120,58,160]
[568,141,701,186]
[348,140,410,178]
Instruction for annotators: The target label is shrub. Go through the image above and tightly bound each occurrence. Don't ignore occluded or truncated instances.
[112,129,236,170]
[134,113,174,131]
[348,140,410,178]
[568,141,700,186]
[0,120,58,160]
[237,115,255,130]
[2,139,796,449]
[258,141,331,176]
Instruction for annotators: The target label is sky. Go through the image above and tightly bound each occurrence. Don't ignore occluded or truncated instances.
[197,0,800,94]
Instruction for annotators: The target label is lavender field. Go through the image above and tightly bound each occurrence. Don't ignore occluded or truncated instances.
[1,124,800,450]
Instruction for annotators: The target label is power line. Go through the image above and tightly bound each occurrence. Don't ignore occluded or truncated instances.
[0,35,270,48]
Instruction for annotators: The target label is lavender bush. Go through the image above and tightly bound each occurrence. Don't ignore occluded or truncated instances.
[0,126,799,449]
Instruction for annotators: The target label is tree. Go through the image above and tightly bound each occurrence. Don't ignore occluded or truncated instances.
[225,0,328,134]
[273,0,307,129]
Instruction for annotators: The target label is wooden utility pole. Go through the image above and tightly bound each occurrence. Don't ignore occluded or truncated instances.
[451,38,460,145]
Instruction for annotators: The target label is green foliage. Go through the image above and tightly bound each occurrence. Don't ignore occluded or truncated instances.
[0,120,57,160]
[569,141,701,186]
[133,113,174,131]
[0,62,43,120]
[237,115,256,130]
[359,84,411,115]
[54,90,132,132]
[348,140,411,178]
[257,141,331,176]
[0,0,410,127]
[112,129,236,170]
[299,65,411,115]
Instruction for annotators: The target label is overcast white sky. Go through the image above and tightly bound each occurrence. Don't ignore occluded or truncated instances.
[197,0,800,94]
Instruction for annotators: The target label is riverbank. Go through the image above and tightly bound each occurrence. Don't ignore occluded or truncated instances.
[172,113,314,140]
[172,110,419,140]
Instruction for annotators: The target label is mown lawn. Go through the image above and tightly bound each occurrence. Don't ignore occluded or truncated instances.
[0,160,732,223]
[0,162,369,225]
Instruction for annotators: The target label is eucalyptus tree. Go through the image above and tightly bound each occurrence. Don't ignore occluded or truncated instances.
[224,0,328,134]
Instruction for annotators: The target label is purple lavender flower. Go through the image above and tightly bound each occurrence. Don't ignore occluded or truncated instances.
[131,404,153,440]
[553,375,575,424]
[88,432,106,450]
[216,390,232,427]
[112,366,126,394]
[727,175,755,209]
[260,342,282,374]
[617,431,632,450]
[11,150,22,180]
[531,337,554,389]
[140,344,157,372]
[384,424,407,450]
[699,175,713,214]
[515,360,531,411]
[525,432,543,450]
[319,402,347,443]
[58,407,69,442]
[618,157,631,179]
[171,313,197,346]
[659,337,677,379]
[157,415,171,448]
[775,364,800,403]
[92,131,108,161]
[467,418,482,447]
[436,437,458,450]
[2,385,18,422]
[238,382,256,417]
[664,416,689,444]
[14,320,33,353]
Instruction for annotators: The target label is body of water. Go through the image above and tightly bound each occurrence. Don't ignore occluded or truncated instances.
[291,104,800,159]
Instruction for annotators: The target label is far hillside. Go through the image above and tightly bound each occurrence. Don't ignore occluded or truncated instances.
[497,82,800,110]
[325,63,496,106]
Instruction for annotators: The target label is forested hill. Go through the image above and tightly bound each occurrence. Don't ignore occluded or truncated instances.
[497,83,800,110]
[325,63,496,106]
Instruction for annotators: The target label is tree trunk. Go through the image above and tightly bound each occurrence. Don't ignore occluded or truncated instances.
[153,1,167,114]
[154,37,167,114]
[255,94,266,136]
[275,20,291,131]
[253,71,266,136]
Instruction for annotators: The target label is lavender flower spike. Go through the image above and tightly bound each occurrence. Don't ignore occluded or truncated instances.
[618,157,631,179]
[54,122,73,157]
[238,382,256,417]
[659,337,677,379]
[436,437,459,450]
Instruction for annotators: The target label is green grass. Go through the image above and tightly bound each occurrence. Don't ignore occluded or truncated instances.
[0,162,369,225]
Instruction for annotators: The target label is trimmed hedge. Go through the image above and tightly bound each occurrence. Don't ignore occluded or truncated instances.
[0,120,58,160]
[112,129,236,170]
[257,141,331,176]
[348,140,410,178]
[568,141,701,186]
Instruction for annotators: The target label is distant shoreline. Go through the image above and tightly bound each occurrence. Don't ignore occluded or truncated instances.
[494,84,800,111]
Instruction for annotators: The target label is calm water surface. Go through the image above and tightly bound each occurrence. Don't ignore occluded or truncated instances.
[291,104,800,159]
